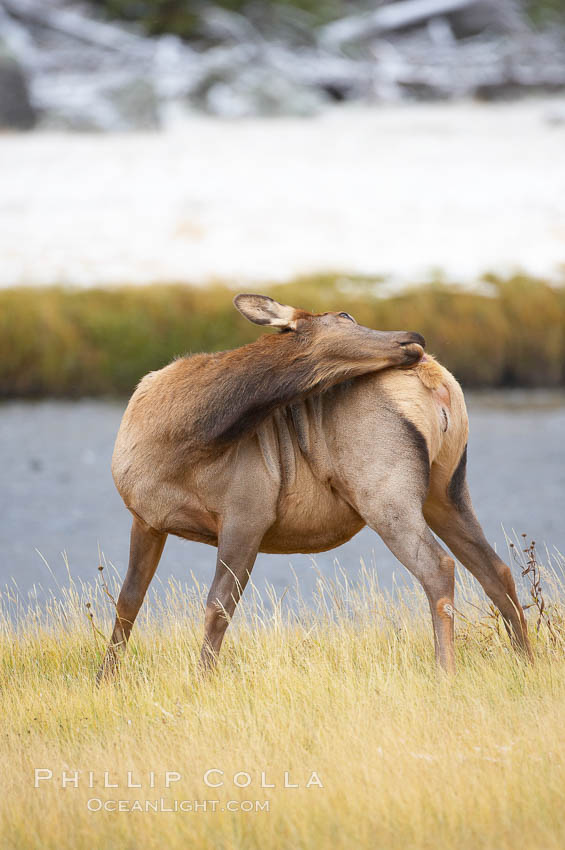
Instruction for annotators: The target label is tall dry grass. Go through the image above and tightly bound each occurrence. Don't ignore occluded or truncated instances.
[1,274,564,397]
[2,540,565,849]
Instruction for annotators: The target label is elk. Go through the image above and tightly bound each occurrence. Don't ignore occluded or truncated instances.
[98,294,531,681]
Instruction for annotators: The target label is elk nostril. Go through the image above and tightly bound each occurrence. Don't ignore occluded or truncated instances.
[399,333,425,348]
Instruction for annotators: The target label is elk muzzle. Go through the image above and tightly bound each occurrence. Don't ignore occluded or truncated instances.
[397,332,426,365]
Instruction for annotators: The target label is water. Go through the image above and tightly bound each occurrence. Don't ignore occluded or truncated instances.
[1,394,564,604]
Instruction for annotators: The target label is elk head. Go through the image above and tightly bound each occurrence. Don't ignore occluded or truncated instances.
[234,294,425,382]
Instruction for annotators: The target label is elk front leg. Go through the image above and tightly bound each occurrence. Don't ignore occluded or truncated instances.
[97,516,167,683]
[200,518,266,672]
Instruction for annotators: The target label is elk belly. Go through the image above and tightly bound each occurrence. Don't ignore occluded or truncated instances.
[260,481,364,554]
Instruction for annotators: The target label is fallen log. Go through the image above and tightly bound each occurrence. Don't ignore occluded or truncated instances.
[319,0,479,49]
[0,0,150,55]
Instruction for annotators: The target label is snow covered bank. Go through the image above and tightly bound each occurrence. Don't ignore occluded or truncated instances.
[2,98,565,287]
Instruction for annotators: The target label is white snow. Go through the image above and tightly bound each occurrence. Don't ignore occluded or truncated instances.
[2,98,565,288]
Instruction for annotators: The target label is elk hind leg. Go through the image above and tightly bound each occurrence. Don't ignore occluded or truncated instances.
[424,473,532,660]
[367,502,456,673]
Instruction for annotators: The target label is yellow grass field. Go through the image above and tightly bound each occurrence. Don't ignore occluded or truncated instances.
[2,545,565,850]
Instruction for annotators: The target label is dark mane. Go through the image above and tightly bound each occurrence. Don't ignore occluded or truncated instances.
[189,332,319,445]
[137,317,421,451]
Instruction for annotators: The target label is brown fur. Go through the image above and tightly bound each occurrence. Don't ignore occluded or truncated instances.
[411,355,446,390]
[98,295,531,683]
[119,311,425,451]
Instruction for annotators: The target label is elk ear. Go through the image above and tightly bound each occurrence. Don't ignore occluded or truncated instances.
[233,294,297,329]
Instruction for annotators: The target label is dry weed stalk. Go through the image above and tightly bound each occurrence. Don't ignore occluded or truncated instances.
[511,535,562,648]
[84,563,119,647]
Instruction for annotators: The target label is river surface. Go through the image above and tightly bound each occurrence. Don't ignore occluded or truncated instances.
[1,394,564,605]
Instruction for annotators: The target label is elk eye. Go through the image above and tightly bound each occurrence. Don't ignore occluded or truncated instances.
[338,312,355,322]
